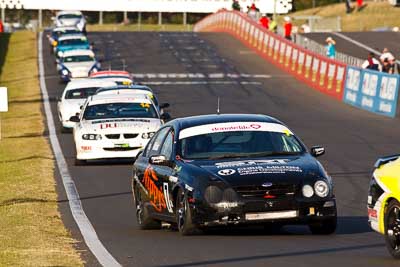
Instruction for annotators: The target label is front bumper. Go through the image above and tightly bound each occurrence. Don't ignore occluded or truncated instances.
[191,198,337,227]
[75,138,148,160]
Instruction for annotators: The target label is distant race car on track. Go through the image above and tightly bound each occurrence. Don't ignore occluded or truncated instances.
[47,26,83,48]
[57,49,100,82]
[54,34,90,58]
[70,93,170,165]
[90,70,134,85]
[54,10,86,32]
[57,79,117,130]
[132,114,337,235]
[368,155,400,259]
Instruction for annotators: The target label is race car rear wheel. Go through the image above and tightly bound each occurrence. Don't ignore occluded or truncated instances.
[133,183,161,230]
[384,199,400,259]
[176,189,201,236]
[309,217,337,235]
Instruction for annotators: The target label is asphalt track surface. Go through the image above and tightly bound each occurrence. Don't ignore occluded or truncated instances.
[303,32,400,60]
[42,32,400,267]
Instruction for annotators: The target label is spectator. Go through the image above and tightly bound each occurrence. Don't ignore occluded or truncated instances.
[259,14,269,29]
[232,0,241,11]
[0,20,3,33]
[301,23,311,33]
[382,58,395,74]
[325,37,336,59]
[283,16,292,40]
[247,4,258,21]
[269,17,278,33]
[357,0,363,9]
[362,52,382,72]
[380,48,395,63]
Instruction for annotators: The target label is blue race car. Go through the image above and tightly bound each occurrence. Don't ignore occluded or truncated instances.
[54,34,90,58]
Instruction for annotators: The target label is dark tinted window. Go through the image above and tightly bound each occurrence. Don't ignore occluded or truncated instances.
[160,130,174,159]
[83,102,158,120]
[65,87,99,99]
[148,127,170,157]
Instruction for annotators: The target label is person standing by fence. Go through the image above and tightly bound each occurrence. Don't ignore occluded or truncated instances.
[325,37,336,59]
[259,14,269,29]
[362,52,382,72]
[283,16,292,40]
[0,20,3,33]
[232,0,241,11]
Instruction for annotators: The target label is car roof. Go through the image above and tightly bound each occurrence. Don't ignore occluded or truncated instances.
[58,34,87,41]
[96,85,152,93]
[167,114,284,130]
[57,11,83,16]
[61,49,94,57]
[65,79,117,90]
[90,70,131,78]
[95,88,153,96]
[87,93,152,105]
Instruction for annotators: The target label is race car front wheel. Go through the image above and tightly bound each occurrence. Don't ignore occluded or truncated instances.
[176,189,201,236]
[133,183,161,230]
[309,217,337,235]
[385,199,400,259]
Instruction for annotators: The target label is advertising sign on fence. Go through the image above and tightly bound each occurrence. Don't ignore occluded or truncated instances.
[344,67,399,117]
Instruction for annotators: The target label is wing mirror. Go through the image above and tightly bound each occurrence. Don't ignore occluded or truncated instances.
[149,155,170,166]
[160,112,171,122]
[311,146,325,157]
[69,115,80,123]
[160,103,170,109]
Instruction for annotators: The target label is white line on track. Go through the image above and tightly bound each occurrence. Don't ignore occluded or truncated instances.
[144,81,262,85]
[38,32,121,267]
[332,32,400,65]
[132,73,272,79]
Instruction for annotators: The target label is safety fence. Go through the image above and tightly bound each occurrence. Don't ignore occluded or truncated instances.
[194,10,400,118]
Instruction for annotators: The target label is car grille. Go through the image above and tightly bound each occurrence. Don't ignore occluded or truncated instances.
[103,147,141,151]
[234,184,296,200]
[105,134,120,139]
[123,134,139,139]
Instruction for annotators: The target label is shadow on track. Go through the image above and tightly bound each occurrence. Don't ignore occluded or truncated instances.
[157,242,384,267]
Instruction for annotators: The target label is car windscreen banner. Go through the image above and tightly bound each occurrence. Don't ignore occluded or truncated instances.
[344,66,400,117]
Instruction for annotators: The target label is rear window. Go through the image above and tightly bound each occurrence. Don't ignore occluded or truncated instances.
[65,87,99,99]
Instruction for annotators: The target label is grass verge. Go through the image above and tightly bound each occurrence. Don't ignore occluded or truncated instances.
[0,31,83,266]
[288,2,400,31]
[87,23,193,32]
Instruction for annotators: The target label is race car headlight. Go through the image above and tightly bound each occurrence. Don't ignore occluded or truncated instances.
[314,180,329,198]
[204,185,223,204]
[57,51,64,57]
[141,132,155,139]
[302,184,314,198]
[82,134,102,140]
[61,69,69,76]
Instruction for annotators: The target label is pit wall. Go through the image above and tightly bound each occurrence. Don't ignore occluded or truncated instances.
[194,10,400,118]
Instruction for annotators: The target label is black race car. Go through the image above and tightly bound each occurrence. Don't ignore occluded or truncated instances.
[132,114,337,235]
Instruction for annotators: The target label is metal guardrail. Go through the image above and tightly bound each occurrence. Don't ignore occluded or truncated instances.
[294,34,365,67]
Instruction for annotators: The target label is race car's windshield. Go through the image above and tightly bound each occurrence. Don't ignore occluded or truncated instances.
[63,55,94,63]
[58,14,82,20]
[65,87,99,99]
[59,39,87,46]
[83,102,158,120]
[180,131,304,160]
[54,29,80,37]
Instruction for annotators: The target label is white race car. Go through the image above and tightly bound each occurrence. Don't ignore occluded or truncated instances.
[57,49,100,82]
[57,79,117,131]
[54,11,86,32]
[70,93,169,164]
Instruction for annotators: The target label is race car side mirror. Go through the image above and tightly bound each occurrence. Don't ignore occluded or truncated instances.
[160,112,171,122]
[149,155,170,166]
[311,146,325,157]
[69,116,80,123]
[160,103,170,109]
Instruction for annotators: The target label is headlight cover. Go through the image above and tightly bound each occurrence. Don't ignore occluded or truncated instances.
[314,180,329,198]
[142,132,155,139]
[61,68,69,75]
[302,184,314,198]
[82,134,102,140]
[204,185,223,204]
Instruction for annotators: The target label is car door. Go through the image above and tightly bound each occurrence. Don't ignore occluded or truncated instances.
[152,128,175,217]
[136,127,170,216]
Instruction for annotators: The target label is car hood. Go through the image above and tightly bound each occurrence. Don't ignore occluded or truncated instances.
[63,62,95,72]
[187,155,322,187]
[80,118,161,133]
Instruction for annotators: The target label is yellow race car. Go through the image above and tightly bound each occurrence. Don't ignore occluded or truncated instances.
[368,155,400,259]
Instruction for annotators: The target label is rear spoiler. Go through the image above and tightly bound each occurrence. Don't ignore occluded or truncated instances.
[374,154,400,168]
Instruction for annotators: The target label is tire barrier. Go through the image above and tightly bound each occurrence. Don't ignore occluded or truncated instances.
[194,10,400,118]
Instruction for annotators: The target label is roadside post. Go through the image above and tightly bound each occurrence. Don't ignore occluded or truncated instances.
[0,87,8,140]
